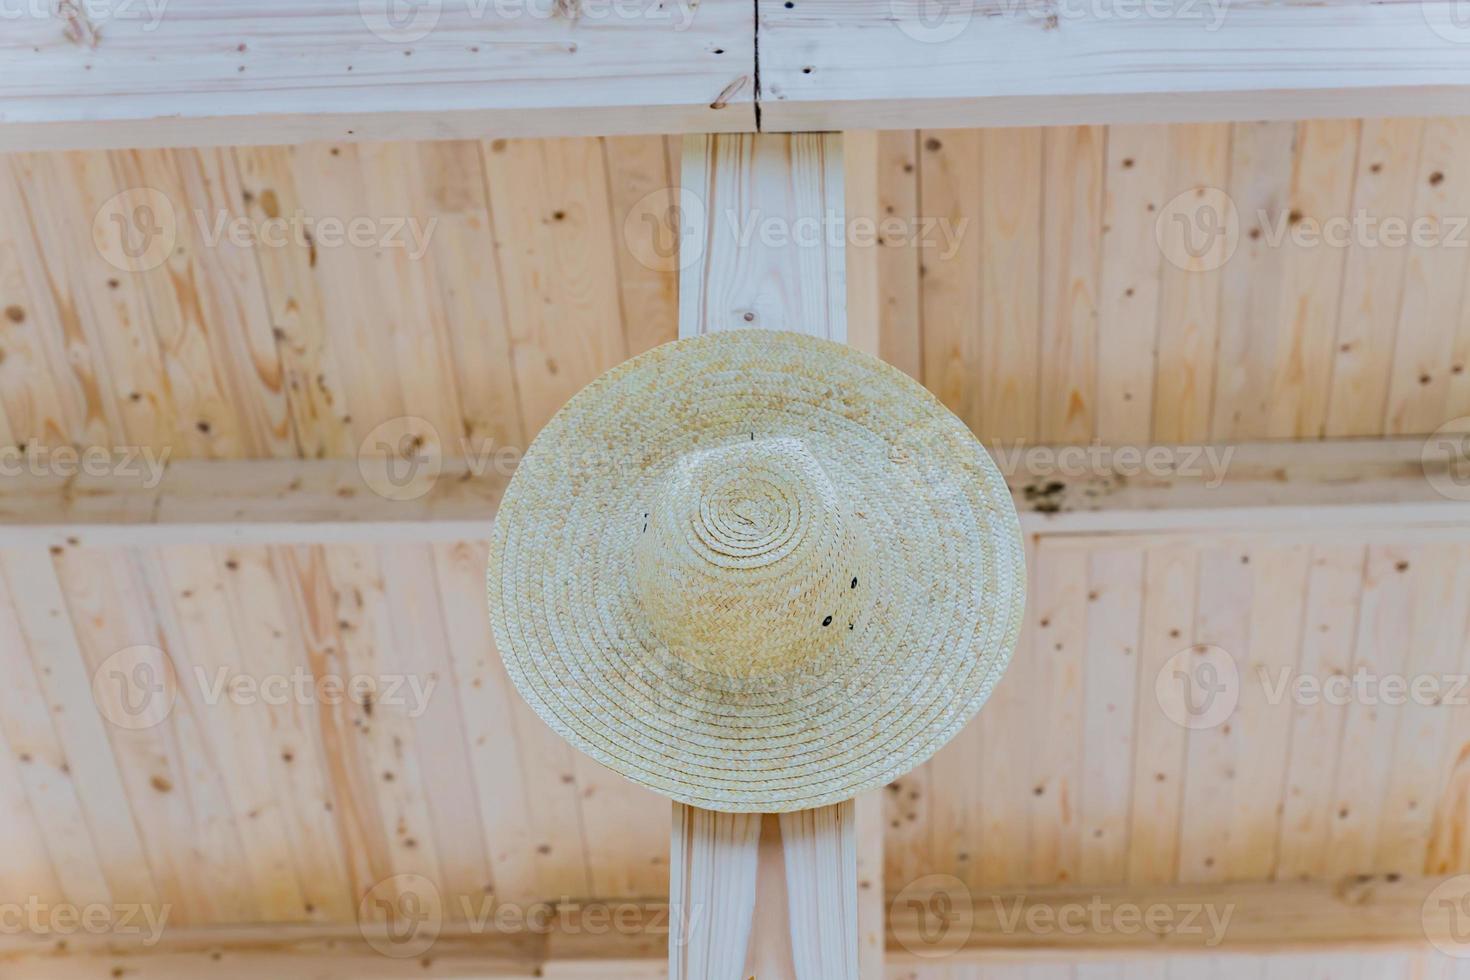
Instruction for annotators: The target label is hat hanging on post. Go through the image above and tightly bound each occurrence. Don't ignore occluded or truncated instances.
[488,329,1026,813]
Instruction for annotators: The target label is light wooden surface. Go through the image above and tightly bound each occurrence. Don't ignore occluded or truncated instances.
[1,436,1466,547]
[670,131,864,979]
[8,874,1470,976]
[3,126,1470,965]
[678,133,846,337]
[0,0,754,151]
[6,125,1469,459]
[758,0,1470,131]
[7,0,1470,151]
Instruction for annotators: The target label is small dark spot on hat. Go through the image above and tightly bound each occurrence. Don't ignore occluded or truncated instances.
[848,622,853,630]
[822,615,832,627]
[850,577,858,589]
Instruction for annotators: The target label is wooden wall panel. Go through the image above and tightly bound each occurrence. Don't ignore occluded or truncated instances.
[5,123,1470,462]
[3,122,1470,922]
[887,536,1470,894]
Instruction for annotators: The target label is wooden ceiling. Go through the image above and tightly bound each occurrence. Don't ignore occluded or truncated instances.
[2,120,1470,976]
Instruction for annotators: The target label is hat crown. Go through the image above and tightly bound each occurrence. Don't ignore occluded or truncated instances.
[633,437,866,681]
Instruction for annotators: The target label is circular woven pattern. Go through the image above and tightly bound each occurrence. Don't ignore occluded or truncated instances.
[488,330,1026,813]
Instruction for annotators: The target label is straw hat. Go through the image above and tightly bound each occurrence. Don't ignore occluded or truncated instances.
[488,330,1025,813]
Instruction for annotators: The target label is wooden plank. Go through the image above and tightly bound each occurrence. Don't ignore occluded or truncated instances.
[1039,125,1103,445]
[0,0,755,151]
[1126,546,1195,885]
[0,550,163,911]
[668,804,761,980]
[918,128,984,435]
[483,136,631,435]
[429,540,540,902]
[1263,120,1358,439]
[671,130,864,978]
[1027,543,1087,886]
[978,128,1043,444]
[1095,125,1167,443]
[3,873,1470,974]
[854,130,922,381]
[758,0,1470,132]
[1325,545,1419,875]
[1323,119,1421,439]
[886,875,1470,961]
[1383,119,1470,435]
[1273,544,1365,880]
[678,133,845,337]
[605,135,682,358]
[148,545,312,920]
[1210,122,1295,442]
[5,434,1470,545]
[1078,547,1144,884]
[1151,123,1230,444]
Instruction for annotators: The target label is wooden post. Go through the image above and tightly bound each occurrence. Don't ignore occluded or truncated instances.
[668,133,882,979]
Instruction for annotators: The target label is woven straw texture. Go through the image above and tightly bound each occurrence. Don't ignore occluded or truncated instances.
[488,330,1026,813]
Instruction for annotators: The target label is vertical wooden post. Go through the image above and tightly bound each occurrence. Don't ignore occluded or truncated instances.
[668,132,883,980]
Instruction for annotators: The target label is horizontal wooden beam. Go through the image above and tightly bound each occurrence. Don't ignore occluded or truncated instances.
[1,437,1467,546]
[759,0,1470,130]
[0,0,754,151]
[1,874,1463,976]
[0,918,661,979]
[6,0,1470,149]
[886,874,1470,962]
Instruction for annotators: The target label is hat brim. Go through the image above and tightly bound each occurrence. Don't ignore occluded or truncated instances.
[488,330,1026,813]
